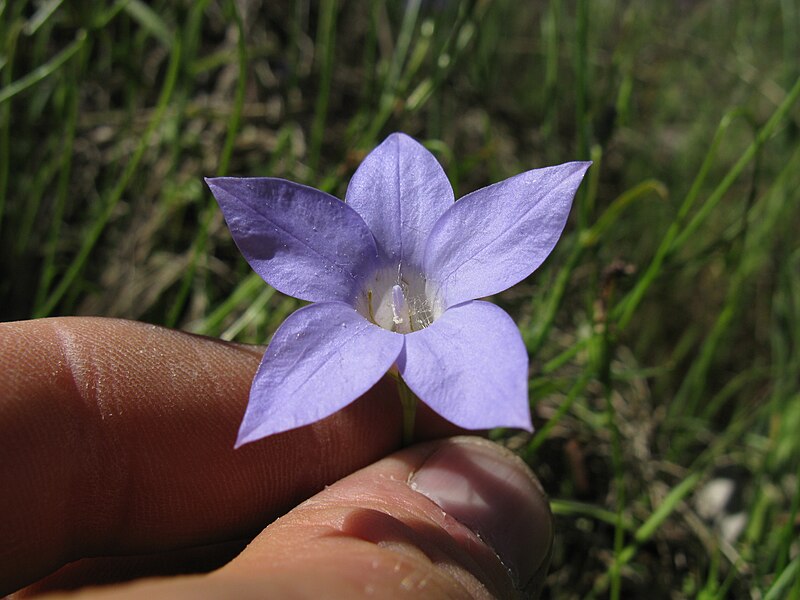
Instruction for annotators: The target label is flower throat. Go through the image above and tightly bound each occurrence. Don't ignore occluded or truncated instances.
[356,266,440,334]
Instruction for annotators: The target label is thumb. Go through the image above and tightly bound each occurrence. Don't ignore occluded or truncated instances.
[57,436,552,599]
[222,435,554,598]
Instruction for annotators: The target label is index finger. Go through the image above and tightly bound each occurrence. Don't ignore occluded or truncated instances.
[0,317,432,594]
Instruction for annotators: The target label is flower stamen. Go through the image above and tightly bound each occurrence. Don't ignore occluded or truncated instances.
[367,289,377,324]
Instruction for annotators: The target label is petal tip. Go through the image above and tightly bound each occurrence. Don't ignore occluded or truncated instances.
[233,424,261,449]
[561,160,592,176]
[204,176,234,194]
[234,414,293,448]
[386,131,413,142]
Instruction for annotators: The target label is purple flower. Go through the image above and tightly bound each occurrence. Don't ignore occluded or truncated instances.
[206,133,590,447]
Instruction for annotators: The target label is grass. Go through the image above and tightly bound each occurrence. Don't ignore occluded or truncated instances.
[2,1,799,597]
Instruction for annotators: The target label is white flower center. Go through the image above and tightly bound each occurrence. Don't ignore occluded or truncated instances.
[355,266,442,333]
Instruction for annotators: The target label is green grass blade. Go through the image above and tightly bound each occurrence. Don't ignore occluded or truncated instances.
[580,179,668,248]
[635,472,702,543]
[35,36,182,317]
[0,29,86,105]
[0,16,21,232]
[615,75,800,330]
[22,0,64,36]
[187,272,266,336]
[763,555,800,600]
[220,284,276,341]
[523,372,591,458]
[593,471,703,595]
[122,0,173,48]
[34,41,83,308]
[308,0,337,172]
[165,0,246,328]
[550,499,635,531]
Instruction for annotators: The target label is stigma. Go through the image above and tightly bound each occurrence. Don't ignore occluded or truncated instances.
[391,285,412,333]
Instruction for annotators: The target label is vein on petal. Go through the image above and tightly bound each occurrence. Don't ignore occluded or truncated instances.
[281,323,372,399]
[436,173,579,292]
[395,134,404,264]
[234,194,365,284]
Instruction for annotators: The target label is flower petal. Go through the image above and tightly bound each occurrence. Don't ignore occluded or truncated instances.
[206,177,380,303]
[424,162,591,307]
[398,301,531,431]
[236,302,404,446]
[345,133,454,268]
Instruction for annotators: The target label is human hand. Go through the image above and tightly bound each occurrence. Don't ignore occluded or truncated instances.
[1,318,553,598]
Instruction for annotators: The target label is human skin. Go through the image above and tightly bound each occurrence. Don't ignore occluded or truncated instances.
[0,318,553,598]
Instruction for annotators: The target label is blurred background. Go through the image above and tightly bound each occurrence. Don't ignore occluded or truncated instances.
[1,1,799,597]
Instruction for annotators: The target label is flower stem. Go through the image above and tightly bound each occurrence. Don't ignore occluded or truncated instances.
[396,377,418,446]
